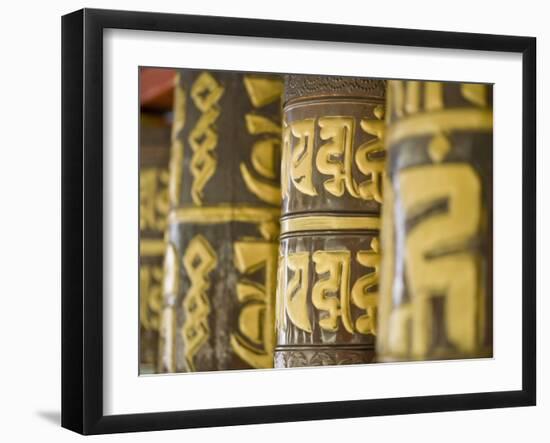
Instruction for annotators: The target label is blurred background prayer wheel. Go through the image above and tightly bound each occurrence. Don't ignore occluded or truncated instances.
[378,80,493,361]
[274,75,387,367]
[158,70,283,372]
[139,112,171,374]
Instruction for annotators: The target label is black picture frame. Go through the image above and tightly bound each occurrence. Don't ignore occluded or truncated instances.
[61,8,536,435]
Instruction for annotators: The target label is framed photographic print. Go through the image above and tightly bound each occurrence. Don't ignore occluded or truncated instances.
[61,8,536,435]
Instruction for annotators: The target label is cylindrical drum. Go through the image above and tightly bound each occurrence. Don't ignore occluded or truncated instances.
[378,80,493,361]
[274,75,387,367]
[159,70,283,372]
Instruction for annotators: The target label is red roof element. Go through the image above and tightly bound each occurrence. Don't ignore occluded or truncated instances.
[140,67,176,111]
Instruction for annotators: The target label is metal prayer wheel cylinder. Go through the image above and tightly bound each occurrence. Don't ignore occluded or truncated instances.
[139,113,171,373]
[378,80,493,361]
[159,70,283,372]
[274,75,386,367]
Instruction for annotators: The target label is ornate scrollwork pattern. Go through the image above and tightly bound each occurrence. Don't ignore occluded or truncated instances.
[188,72,224,206]
[284,75,386,104]
[181,234,217,371]
[274,349,374,367]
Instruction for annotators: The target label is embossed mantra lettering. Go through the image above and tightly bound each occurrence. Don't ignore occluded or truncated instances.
[385,163,482,359]
[379,81,490,359]
[240,75,283,205]
[386,81,492,146]
[277,238,380,335]
[231,239,278,368]
[282,109,385,202]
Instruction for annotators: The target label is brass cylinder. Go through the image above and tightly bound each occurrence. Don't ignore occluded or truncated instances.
[274,75,387,367]
[378,80,493,361]
[158,70,283,372]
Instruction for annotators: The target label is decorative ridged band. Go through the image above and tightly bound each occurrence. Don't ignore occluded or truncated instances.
[140,239,166,256]
[168,205,280,224]
[280,214,380,235]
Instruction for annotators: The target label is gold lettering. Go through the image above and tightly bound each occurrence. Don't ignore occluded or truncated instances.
[356,107,386,203]
[240,138,281,205]
[231,240,278,368]
[251,138,279,180]
[245,114,281,134]
[240,76,282,205]
[289,119,317,196]
[279,248,382,335]
[317,117,359,198]
[312,250,354,333]
[243,76,283,108]
[282,115,387,202]
[284,252,312,333]
[399,164,481,358]
[351,238,380,335]
[381,80,492,359]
